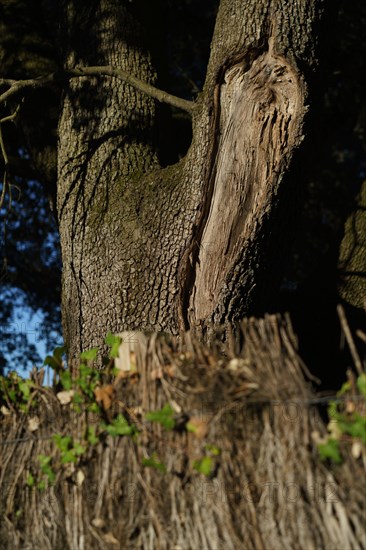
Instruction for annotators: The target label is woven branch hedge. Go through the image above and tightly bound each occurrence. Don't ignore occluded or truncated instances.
[0,314,365,549]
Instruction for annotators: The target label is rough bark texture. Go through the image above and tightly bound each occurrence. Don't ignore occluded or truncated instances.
[57,0,159,359]
[338,180,366,308]
[56,0,322,360]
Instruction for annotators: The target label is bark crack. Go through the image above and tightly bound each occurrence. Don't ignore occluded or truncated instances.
[181,42,305,331]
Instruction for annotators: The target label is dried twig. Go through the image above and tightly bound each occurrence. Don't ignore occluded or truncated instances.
[337,304,364,375]
[0,66,195,113]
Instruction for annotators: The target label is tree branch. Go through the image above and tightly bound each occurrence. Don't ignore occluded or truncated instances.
[0,66,195,113]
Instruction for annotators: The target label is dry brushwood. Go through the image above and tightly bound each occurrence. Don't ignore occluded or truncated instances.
[0,314,365,549]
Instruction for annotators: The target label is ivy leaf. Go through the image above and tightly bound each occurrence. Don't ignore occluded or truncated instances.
[142,454,166,473]
[19,381,32,400]
[38,455,56,483]
[43,355,59,370]
[205,444,221,456]
[357,374,366,399]
[72,392,84,404]
[54,346,66,362]
[26,473,35,487]
[73,442,86,456]
[318,439,342,464]
[104,414,135,437]
[80,347,99,361]
[60,371,72,390]
[79,364,94,378]
[337,380,351,396]
[339,415,366,444]
[193,456,213,476]
[105,333,122,358]
[61,450,78,464]
[145,403,175,430]
[87,426,99,445]
[53,434,72,452]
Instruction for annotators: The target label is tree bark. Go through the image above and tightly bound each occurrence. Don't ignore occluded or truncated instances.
[57,0,322,361]
[338,178,366,309]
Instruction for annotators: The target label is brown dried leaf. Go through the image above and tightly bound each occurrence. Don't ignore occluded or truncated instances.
[28,416,40,432]
[103,532,119,544]
[186,417,209,439]
[56,390,75,405]
[150,367,163,380]
[94,385,115,410]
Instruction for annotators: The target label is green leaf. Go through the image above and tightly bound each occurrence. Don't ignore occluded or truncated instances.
[44,355,60,370]
[26,473,35,487]
[327,401,342,422]
[145,403,175,430]
[61,450,78,464]
[80,347,99,361]
[337,381,351,396]
[72,392,84,404]
[357,374,366,399]
[53,434,72,452]
[205,444,221,456]
[8,389,17,402]
[318,439,342,464]
[193,456,213,476]
[38,454,52,468]
[73,442,86,456]
[104,414,135,437]
[142,455,166,473]
[87,426,99,445]
[105,333,122,358]
[79,364,94,378]
[19,381,32,400]
[186,422,197,433]
[339,415,366,443]
[38,455,56,483]
[87,402,100,414]
[60,371,72,390]
[54,346,66,362]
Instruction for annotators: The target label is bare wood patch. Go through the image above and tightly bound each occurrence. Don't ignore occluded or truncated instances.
[189,50,305,325]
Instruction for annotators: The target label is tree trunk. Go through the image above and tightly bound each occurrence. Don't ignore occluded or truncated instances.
[338,180,366,309]
[57,0,320,361]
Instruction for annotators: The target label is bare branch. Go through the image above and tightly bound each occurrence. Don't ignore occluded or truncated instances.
[0,66,195,113]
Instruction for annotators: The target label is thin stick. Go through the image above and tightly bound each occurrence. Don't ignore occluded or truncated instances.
[337,304,364,376]
[0,66,195,113]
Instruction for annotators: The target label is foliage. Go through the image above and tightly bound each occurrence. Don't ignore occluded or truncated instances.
[317,372,366,464]
[145,403,175,430]
[0,337,228,487]
[142,454,167,473]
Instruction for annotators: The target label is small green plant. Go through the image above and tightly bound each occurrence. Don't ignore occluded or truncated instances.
[0,372,37,411]
[44,346,67,372]
[104,332,123,359]
[26,473,35,487]
[193,445,221,477]
[101,413,137,437]
[38,455,56,487]
[142,453,167,473]
[317,372,366,464]
[53,434,86,464]
[145,403,175,430]
[2,335,228,491]
[317,438,343,464]
[193,456,214,476]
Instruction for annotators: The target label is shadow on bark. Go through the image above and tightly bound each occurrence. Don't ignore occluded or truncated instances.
[0,315,365,549]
